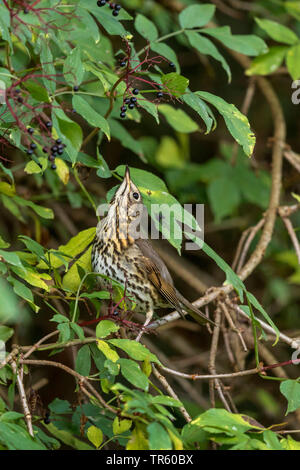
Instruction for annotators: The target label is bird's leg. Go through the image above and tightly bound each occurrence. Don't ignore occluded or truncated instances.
[135,309,153,342]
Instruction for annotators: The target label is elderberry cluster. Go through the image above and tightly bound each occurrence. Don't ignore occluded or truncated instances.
[120,89,139,118]
[97,0,122,16]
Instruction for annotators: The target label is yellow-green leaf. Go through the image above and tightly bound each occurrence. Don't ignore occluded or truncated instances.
[97,339,120,363]
[62,245,92,292]
[113,417,132,435]
[87,425,103,448]
[55,158,69,185]
[12,266,51,291]
[0,182,15,197]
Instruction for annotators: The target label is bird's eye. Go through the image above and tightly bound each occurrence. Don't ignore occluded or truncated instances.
[132,192,140,200]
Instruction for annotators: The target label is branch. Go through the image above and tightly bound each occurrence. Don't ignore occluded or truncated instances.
[11,361,34,437]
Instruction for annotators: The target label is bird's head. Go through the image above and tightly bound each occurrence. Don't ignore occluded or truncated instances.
[104,166,145,241]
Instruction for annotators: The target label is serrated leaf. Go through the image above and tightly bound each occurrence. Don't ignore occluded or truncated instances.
[196,91,255,156]
[185,31,231,81]
[135,14,158,41]
[161,72,189,97]
[255,18,298,45]
[179,4,215,29]
[203,26,268,56]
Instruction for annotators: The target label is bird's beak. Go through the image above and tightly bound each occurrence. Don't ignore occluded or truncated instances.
[125,165,131,188]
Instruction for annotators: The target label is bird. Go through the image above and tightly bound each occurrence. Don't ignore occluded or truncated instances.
[91,166,214,340]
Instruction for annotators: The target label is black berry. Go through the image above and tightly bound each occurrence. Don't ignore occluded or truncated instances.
[56,138,62,144]
[57,144,64,150]
[130,96,137,103]
[58,149,64,155]
[51,164,57,170]
[73,85,79,92]
[17,96,23,103]
[124,98,130,104]
[121,106,127,112]
[97,0,106,6]
[46,121,52,128]
[42,147,48,153]
[169,62,175,68]
[15,89,21,94]
[120,111,126,118]
[110,3,116,8]
[30,143,37,150]
[120,60,126,67]
[157,91,163,98]
[51,145,58,152]
[51,152,57,157]
[112,9,119,16]
[128,103,135,109]
[48,155,55,161]
[72,108,77,113]
[26,149,33,155]
[28,127,34,134]
[132,88,139,95]
[23,8,29,14]
[114,4,121,10]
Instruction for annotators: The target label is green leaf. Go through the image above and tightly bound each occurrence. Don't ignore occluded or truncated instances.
[203,26,268,56]
[108,339,160,363]
[0,4,12,48]
[73,95,110,140]
[280,380,300,414]
[137,99,159,124]
[7,276,38,313]
[109,119,144,159]
[40,41,56,94]
[196,91,255,156]
[43,423,93,450]
[63,47,85,86]
[97,339,120,363]
[135,14,158,41]
[86,425,103,448]
[151,395,182,407]
[18,235,44,259]
[255,18,298,45]
[158,104,198,133]
[161,73,189,97]
[0,250,24,269]
[286,44,300,80]
[147,422,172,450]
[12,266,51,291]
[0,235,9,249]
[281,435,300,450]
[0,422,46,450]
[14,195,54,219]
[118,358,149,391]
[57,322,71,343]
[150,43,180,72]
[23,80,50,102]
[183,92,214,133]
[179,4,215,29]
[246,46,288,76]
[185,31,231,81]
[75,345,91,376]
[96,320,120,339]
[208,177,241,222]
[285,1,300,20]
[113,417,132,435]
[0,325,14,343]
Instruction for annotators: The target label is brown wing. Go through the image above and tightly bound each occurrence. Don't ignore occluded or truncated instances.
[136,239,215,326]
[135,239,185,318]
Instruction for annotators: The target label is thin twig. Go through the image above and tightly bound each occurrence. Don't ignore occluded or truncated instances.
[11,361,34,437]
[152,365,192,423]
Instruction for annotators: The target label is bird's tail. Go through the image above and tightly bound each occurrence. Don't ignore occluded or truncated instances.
[175,289,216,327]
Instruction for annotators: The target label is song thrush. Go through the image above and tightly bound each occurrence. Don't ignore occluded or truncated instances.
[92,167,214,340]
